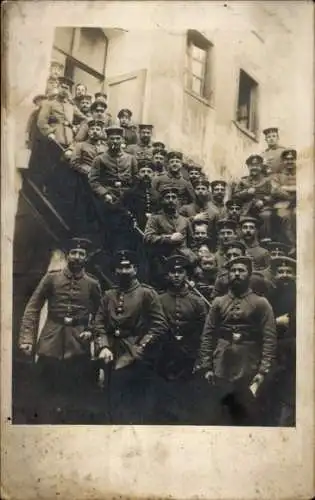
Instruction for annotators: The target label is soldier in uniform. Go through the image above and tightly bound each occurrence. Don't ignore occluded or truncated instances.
[268,256,296,426]
[264,241,291,259]
[209,180,228,218]
[37,76,86,149]
[152,141,166,152]
[261,127,286,175]
[126,124,154,160]
[226,197,243,225]
[117,108,138,146]
[25,94,47,150]
[93,250,168,424]
[185,163,203,185]
[214,218,238,269]
[144,185,196,289]
[193,253,218,304]
[75,99,113,142]
[151,148,167,177]
[195,256,277,425]
[240,216,270,271]
[73,83,88,106]
[152,151,195,207]
[88,126,138,252]
[18,238,102,424]
[74,94,92,117]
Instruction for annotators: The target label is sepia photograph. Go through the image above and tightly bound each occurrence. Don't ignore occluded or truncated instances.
[2,0,314,498]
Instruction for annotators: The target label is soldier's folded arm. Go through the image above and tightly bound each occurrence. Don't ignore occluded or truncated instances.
[18,273,53,350]
[37,101,55,138]
[257,297,277,376]
[194,298,221,373]
[143,216,173,245]
[74,121,88,142]
[88,157,110,198]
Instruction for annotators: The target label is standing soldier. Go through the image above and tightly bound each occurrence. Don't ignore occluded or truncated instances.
[195,256,277,425]
[88,126,138,252]
[93,250,168,424]
[117,108,138,146]
[18,238,102,424]
[155,255,207,423]
[209,180,228,218]
[25,95,47,150]
[268,256,296,426]
[261,127,286,175]
[126,124,154,160]
[240,216,270,271]
[152,151,195,207]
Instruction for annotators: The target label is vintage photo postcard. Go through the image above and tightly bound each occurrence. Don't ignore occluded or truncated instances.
[1,1,314,499]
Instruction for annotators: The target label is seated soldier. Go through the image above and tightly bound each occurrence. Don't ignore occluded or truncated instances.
[117,109,138,146]
[126,124,154,161]
[70,119,106,176]
[152,151,195,208]
[214,218,238,269]
[75,98,113,142]
[240,216,270,271]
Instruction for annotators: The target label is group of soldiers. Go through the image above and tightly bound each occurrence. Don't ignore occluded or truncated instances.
[18,68,297,426]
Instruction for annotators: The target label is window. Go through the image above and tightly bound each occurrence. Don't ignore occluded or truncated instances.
[51,27,107,92]
[185,30,213,101]
[236,70,259,135]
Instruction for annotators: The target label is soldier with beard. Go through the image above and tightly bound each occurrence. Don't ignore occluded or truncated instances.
[18,238,102,424]
[144,185,196,289]
[151,148,167,177]
[240,216,270,271]
[214,218,238,269]
[209,181,228,218]
[88,126,138,252]
[126,124,154,161]
[194,256,277,426]
[152,151,195,207]
[93,250,168,424]
[268,257,296,426]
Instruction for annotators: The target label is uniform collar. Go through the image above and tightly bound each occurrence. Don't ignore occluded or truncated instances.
[166,285,189,297]
[228,288,252,299]
[63,266,85,280]
[116,279,140,294]
[243,239,259,249]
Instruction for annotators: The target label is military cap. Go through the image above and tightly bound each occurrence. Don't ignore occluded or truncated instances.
[160,184,180,197]
[94,92,108,101]
[266,241,290,256]
[164,254,190,273]
[226,255,253,274]
[246,154,264,166]
[281,149,297,161]
[50,60,65,69]
[217,218,237,231]
[138,161,154,171]
[66,237,92,253]
[192,216,209,228]
[192,177,210,189]
[224,239,247,253]
[152,141,166,150]
[210,180,227,190]
[32,94,47,105]
[118,108,132,118]
[90,99,107,111]
[263,127,279,135]
[240,216,263,228]
[138,124,154,130]
[152,148,167,157]
[167,150,183,161]
[270,256,296,273]
[57,76,74,88]
[186,162,202,171]
[226,197,243,208]
[113,249,137,268]
[87,118,105,128]
[105,126,124,137]
[259,238,272,249]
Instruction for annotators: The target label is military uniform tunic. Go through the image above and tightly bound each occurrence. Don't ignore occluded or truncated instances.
[261,145,286,174]
[152,173,195,207]
[70,139,107,175]
[75,114,113,142]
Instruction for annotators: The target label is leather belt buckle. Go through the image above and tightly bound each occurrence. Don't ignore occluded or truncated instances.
[114,329,120,337]
[114,181,122,188]
[145,212,152,218]
[64,316,73,325]
[232,331,242,343]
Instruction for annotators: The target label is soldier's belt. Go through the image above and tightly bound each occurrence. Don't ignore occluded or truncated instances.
[107,180,131,188]
[48,313,90,327]
[218,326,257,343]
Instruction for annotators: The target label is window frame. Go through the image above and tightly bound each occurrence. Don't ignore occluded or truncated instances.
[235,68,259,140]
[185,30,213,104]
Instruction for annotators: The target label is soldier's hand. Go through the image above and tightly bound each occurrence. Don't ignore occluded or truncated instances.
[170,232,184,243]
[276,314,289,326]
[79,330,93,341]
[204,370,215,384]
[104,194,113,204]
[194,212,208,222]
[19,343,33,356]
[47,133,56,141]
[99,347,114,364]
[255,199,264,209]
[249,373,265,397]
[63,149,72,160]
[247,187,256,195]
